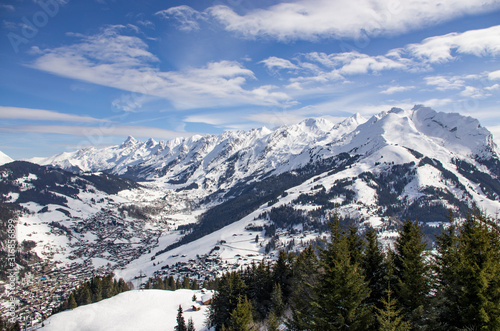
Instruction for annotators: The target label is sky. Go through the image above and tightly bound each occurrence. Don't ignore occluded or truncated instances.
[1,0,500,160]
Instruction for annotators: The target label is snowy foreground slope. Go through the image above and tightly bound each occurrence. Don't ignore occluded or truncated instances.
[40,289,213,331]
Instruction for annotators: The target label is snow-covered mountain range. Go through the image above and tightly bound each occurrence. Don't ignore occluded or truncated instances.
[22,104,500,269]
[4,105,500,327]
[32,105,498,198]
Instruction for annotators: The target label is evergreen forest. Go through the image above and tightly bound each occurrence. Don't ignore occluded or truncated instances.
[206,212,500,331]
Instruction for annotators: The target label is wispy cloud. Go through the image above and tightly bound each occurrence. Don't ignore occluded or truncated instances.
[155,5,206,31]
[424,71,500,100]
[260,57,299,72]
[28,26,292,110]
[1,124,199,139]
[424,75,465,90]
[261,50,421,89]
[406,25,500,63]
[166,0,500,41]
[380,85,415,95]
[0,106,107,123]
[260,25,500,92]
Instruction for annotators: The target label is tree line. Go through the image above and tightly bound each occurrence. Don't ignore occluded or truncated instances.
[207,212,500,330]
[55,274,130,312]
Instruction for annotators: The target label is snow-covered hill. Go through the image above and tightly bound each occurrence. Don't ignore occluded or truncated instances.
[0,150,13,166]
[40,289,213,331]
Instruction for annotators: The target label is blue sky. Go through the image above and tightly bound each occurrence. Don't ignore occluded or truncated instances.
[1,0,500,159]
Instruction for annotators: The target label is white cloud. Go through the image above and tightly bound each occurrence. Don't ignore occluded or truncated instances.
[460,86,491,98]
[155,6,205,31]
[29,26,292,110]
[260,57,299,71]
[1,124,198,140]
[272,51,417,88]
[424,72,500,100]
[0,106,106,123]
[246,111,308,127]
[204,0,500,41]
[137,20,155,29]
[335,52,407,75]
[424,75,465,90]
[380,85,415,95]
[420,98,454,107]
[407,25,500,63]
[485,83,500,91]
[489,70,500,80]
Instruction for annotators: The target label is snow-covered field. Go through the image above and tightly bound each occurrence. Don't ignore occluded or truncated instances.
[40,289,214,331]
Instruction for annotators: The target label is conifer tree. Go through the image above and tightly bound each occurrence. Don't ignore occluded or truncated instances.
[392,220,431,329]
[102,275,114,298]
[287,245,319,330]
[209,272,246,330]
[92,277,103,301]
[183,276,191,289]
[153,277,164,290]
[347,223,365,265]
[175,305,187,331]
[376,250,410,331]
[118,278,129,292]
[243,260,272,319]
[362,227,387,310]
[187,317,195,331]
[312,216,373,330]
[270,283,285,317]
[376,283,410,331]
[68,293,77,309]
[168,275,176,290]
[266,311,280,331]
[435,212,500,330]
[82,287,92,305]
[272,250,292,300]
[229,296,255,331]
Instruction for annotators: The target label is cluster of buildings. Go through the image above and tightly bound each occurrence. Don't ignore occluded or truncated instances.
[0,259,108,330]
[0,209,168,329]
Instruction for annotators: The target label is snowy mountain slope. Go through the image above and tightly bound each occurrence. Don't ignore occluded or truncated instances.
[0,150,13,166]
[0,162,148,268]
[40,289,213,331]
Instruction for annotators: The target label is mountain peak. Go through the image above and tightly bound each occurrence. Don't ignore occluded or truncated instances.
[146,138,157,148]
[298,117,334,132]
[0,150,13,166]
[121,136,139,147]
